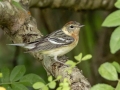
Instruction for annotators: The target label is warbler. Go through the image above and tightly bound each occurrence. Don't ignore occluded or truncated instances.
[8,21,84,64]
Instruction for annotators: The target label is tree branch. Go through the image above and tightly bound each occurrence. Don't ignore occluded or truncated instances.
[0,0,91,90]
[29,0,116,10]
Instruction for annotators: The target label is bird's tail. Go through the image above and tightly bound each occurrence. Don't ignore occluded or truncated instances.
[7,43,25,47]
[7,43,35,49]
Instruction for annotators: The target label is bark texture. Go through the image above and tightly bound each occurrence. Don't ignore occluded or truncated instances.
[0,0,91,90]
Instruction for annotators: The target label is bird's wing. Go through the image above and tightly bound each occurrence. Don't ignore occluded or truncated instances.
[27,30,74,52]
[47,29,74,45]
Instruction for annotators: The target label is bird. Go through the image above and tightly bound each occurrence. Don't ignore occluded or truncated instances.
[8,21,84,64]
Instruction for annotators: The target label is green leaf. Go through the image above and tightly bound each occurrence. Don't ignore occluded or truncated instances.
[10,65,26,82]
[20,73,45,86]
[56,75,62,80]
[115,0,120,9]
[48,81,56,89]
[98,62,118,81]
[65,60,76,67]
[33,82,45,89]
[62,82,69,87]
[90,84,114,90]
[62,87,70,90]
[81,54,92,61]
[12,83,28,90]
[74,53,82,61]
[102,10,120,27]
[60,83,63,86]
[115,80,120,90]
[42,86,49,90]
[48,76,53,82]
[63,78,68,83]
[110,26,120,53]
[112,61,120,73]
[1,67,10,83]
[57,87,62,90]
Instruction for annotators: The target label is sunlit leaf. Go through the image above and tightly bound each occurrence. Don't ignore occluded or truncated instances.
[62,87,70,90]
[60,83,63,86]
[74,53,82,61]
[62,82,69,87]
[115,0,120,9]
[56,75,62,80]
[81,54,92,61]
[98,62,118,81]
[65,60,76,67]
[33,82,45,89]
[57,87,62,90]
[91,84,114,90]
[63,78,68,83]
[42,86,49,90]
[48,76,53,82]
[112,61,120,73]
[102,10,120,27]
[110,26,120,53]
[48,81,56,89]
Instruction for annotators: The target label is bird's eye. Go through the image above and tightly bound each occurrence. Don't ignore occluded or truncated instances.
[70,25,74,28]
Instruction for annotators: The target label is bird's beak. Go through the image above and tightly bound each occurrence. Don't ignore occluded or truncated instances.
[79,25,85,28]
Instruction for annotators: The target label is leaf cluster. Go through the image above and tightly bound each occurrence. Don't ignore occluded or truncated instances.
[91,61,120,90]
[102,0,120,53]
[0,65,45,90]
[33,75,70,90]
[65,53,92,74]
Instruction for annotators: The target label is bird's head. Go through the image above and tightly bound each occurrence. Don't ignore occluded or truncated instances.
[62,21,84,36]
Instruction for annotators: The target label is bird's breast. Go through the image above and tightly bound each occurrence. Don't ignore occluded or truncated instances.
[71,33,79,41]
